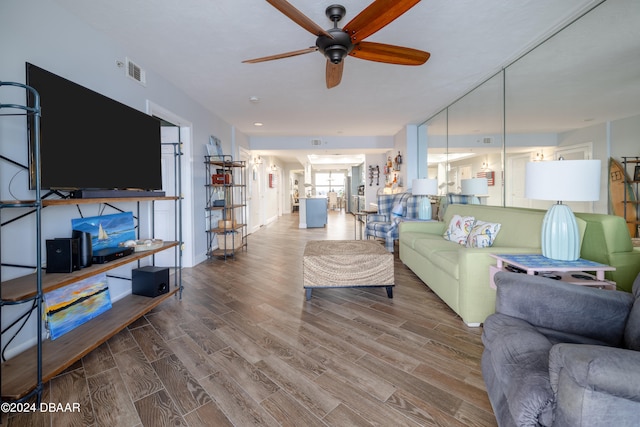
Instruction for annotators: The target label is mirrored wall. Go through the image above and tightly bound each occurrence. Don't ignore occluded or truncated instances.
[418,0,640,216]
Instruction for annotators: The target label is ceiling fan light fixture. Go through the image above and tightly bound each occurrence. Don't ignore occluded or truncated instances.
[326,45,348,64]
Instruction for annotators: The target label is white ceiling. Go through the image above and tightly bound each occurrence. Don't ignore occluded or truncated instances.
[52,0,604,140]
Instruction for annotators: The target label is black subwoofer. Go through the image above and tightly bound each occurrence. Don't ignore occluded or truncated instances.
[132,266,169,297]
[46,238,80,273]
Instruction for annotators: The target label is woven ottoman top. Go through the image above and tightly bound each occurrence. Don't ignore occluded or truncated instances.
[303,240,394,288]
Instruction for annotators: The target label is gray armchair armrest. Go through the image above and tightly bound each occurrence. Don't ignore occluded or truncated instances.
[494,272,634,346]
[549,343,640,426]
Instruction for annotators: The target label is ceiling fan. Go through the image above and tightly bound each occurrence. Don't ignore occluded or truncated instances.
[243,0,431,88]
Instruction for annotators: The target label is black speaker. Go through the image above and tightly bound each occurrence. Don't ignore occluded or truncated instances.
[132,266,169,297]
[46,238,80,273]
[72,229,93,268]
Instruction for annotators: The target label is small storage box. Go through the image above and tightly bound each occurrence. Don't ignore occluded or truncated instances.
[213,199,225,207]
[212,174,231,184]
[217,233,243,250]
[218,220,236,229]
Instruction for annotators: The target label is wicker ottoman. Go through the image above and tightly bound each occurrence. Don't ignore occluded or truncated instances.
[303,240,394,300]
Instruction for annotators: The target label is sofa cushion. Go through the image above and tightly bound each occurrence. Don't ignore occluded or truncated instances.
[429,250,460,280]
[466,220,501,248]
[482,313,555,426]
[413,234,461,257]
[624,273,640,350]
[443,214,475,245]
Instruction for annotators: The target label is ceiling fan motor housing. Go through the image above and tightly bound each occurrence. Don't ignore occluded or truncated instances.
[316,28,353,64]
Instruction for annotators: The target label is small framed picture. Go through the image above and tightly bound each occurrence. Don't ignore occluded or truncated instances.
[634,165,640,182]
[207,135,223,158]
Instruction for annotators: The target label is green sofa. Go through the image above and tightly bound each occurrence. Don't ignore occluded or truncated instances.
[399,204,640,326]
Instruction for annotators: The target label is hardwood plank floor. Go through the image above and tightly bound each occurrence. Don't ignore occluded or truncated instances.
[4,211,496,426]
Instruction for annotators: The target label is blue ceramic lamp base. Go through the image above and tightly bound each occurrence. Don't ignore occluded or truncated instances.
[418,197,432,220]
[541,203,580,261]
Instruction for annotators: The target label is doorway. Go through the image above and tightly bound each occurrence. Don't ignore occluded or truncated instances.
[147,101,194,267]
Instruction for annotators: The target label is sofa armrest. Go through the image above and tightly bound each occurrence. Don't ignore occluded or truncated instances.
[494,272,634,346]
[608,250,640,292]
[550,344,640,425]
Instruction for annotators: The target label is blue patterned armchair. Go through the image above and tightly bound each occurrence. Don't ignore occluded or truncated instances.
[365,192,419,252]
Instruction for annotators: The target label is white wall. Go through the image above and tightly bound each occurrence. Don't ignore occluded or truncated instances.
[0,0,243,358]
[558,117,640,214]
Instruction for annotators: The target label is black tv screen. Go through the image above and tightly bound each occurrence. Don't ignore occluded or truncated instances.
[26,63,162,191]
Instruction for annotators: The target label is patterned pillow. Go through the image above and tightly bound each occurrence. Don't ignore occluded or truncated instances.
[466,220,502,248]
[443,215,475,245]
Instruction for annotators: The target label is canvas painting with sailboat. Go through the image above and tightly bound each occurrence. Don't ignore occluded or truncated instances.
[71,212,136,251]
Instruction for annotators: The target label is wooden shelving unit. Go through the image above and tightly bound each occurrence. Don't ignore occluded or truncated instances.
[1,287,179,400]
[1,82,183,403]
[204,155,247,259]
[1,241,178,302]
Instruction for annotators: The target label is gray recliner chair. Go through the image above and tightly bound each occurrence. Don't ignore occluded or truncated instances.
[482,271,640,427]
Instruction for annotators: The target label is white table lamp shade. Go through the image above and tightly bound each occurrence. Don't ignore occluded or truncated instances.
[412,179,438,196]
[525,160,601,201]
[460,178,488,195]
[525,159,601,261]
[412,179,437,220]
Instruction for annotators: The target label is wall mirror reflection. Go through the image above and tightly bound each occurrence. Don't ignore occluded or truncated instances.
[418,0,639,233]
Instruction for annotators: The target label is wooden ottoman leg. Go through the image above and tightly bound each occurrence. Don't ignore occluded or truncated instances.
[385,286,393,298]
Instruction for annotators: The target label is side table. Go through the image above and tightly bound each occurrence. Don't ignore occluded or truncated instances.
[353,209,377,240]
[489,253,616,290]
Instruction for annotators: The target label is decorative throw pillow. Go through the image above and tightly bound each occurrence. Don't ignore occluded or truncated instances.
[466,220,502,248]
[443,215,475,245]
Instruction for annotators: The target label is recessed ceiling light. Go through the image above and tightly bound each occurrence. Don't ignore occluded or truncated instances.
[253,122,264,127]
[249,96,260,104]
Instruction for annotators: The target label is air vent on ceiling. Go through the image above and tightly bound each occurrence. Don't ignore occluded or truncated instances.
[311,139,322,146]
[125,57,146,86]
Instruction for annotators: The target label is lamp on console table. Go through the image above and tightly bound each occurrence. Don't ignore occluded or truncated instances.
[525,159,601,261]
[412,178,438,220]
[460,178,489,204]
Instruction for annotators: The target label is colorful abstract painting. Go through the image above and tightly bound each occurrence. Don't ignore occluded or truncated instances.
[71,211,136,252]
[44,273,111,340]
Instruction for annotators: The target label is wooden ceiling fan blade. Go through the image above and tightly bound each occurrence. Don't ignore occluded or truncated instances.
[343,0,420,42]
[243,47,317,63]
[326,60,344,89]
[266,0,333,38]
[349,41,430,65]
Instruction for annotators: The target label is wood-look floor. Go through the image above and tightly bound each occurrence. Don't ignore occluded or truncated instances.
[4,211,496,427]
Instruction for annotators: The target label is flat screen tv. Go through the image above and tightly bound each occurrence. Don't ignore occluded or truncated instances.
[26,62,162,192]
